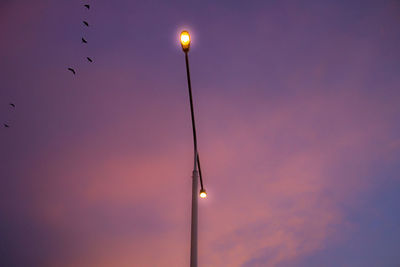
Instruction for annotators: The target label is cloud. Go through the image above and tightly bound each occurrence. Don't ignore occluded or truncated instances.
[19,84,396,267]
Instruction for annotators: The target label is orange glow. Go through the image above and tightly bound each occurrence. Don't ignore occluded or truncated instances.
[199,189,207,199]
[180,31,190,50]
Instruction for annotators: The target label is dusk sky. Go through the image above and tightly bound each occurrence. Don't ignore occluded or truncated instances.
[1,0,400,266]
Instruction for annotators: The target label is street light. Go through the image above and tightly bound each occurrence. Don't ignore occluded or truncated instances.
[180,30,207,267]
[200,189,207,199]
[180,31,190,51]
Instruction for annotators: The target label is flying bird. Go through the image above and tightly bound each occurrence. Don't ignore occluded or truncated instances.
[83,21,89,27]
[9,103,15,108]
[87,57,93,63]
[4,123,9,128]
[82,37,87,43]
[84,4,90,9]
[68,68,76,75]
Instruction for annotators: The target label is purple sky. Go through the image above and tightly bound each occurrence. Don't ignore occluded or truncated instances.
[1,0,400,266]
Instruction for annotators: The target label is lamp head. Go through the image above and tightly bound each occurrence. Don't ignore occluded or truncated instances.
[199,189,207,199]
[180,31,191,52]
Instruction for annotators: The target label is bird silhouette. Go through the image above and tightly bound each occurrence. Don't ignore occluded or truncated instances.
[87,57,93,63]
[68,68,76,75]
[83,21,89,27]
[84,4,90,9]
[9,103,15,108]
[4,123,9,128]
[82,37,87,44]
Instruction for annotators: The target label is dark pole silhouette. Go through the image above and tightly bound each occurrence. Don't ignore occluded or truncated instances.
[180,30,207,267]
[184,48,199,267]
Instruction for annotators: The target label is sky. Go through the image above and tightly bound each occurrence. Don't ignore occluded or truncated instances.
[0,0,400,266]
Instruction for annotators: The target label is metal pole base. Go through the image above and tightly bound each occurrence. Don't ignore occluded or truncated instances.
[190,169,198,267]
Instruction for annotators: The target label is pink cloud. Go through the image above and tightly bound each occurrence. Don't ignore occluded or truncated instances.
[24,83,398,266]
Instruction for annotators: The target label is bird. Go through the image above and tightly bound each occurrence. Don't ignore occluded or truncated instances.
[9,103,15,108]
[82,37,87,43]
[84,4,90,9]
[4,123,9,128]
[68,68,76,75]
[83,21,89,27]
[87,57,93,63]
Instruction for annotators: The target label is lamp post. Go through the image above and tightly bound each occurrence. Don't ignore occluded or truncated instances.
[180,30,207,267]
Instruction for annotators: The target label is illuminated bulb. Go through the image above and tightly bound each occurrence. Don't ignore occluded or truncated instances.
[199,189,207,199]
[180,31,191,51]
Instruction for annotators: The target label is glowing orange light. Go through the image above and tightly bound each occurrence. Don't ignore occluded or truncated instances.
[180,31,191,51]
[199,189,207,199]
